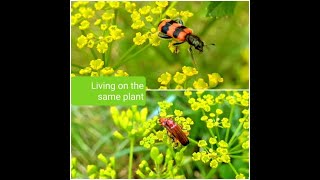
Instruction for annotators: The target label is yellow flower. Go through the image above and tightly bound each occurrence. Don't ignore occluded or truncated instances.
[109,25,124,40]
[236,173,246,179]
[221,118,231,128]
[198,140,207,147]
[75,13,81,19]
[182,66,198,76]
[145,15,153,22]
[241,47,249,63]
[192,152,201,161]
[131,10,141,21]
[148,32,161,46]
[157,72,171,85]
[114,70,129,77]
[209,137,217,144]
[131,20,145,29]
[180,11,194,18]
[108,2,120,9]
[90,59,104,70]
[104,36,113,43]
[174,110,183,117]
[193,78,208,89]
[216,109,223,115]
[191,102,200,111]
[242,109,249,115]
[71,73,76,78]
[151,7,162,14]
[77,35,88,48]
[87,39,94,48]
[168,41,178,53]
[159,86,167,89]
[173,72,187,84]
[133,32,147,45]
[200,115,208,121]
[208,73,223,88]
[86,33,94,39]
[100,67,114,75]
[102,12,115,21]
[94,1,105,10]
[156,1,168,8]
[139,5,151,15]
[166,8,179,18]
[96,41,108,53]
[242,140,249,149]
[218,140,228,148]
[79,7,95,19]
[184,88,192,97]
[71,16,78,26]
[79,67,92,75]
[94,19,101,26]
[151,28,157,33]
[100,24,108,31]
[125,2,136,13]
[210,159,218,168]
[175,85,183,89]
[91,72,99,77]
[206,119,214,128]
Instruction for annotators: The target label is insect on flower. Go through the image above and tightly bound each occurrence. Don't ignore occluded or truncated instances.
[158,19,214,67]
[159,116,189,146]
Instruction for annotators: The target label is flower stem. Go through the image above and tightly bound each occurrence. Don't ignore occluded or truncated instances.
[208,128,215,137]
[225,105,235,142]
[80,30,98,59]
[205,168,217,178]
[105,9,118,67]
[188,137,198,145]
[228,162,238,176]
[229,155,249,159]
[215,127,220,141]
[229,148,248,154]
[228,122,243,147]
[128,137,134,179]
[114,44,151,69]
[115,45,137,67]
[71,64,85,69]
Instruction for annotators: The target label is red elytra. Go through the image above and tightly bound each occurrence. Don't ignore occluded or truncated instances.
[159,117,189,146]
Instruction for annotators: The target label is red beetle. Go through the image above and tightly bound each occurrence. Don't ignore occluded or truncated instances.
[159,117,189,146]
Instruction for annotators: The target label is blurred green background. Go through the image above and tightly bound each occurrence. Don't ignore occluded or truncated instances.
[71,1,249,89]
[71,90,249,178]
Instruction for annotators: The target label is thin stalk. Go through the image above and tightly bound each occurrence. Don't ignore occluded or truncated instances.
[228,162,238,176]
[80,30,98,59]
[128,137,134,179]
[225,105,235,141]
[229,155,249,159]
[228,122,243,147]
[71,64,85,69]
[229,148,248,154]
[114,44,151,69]
[205,168,217,178]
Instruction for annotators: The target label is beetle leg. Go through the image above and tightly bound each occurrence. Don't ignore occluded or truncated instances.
[188,46,198,68]
[158,32,172,39]
[174,18,184,26]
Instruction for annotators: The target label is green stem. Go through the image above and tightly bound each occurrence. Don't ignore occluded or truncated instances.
[229,155,249,159]
[116,45,136,64]
[208,128,215,137]
[114,44,151,69]
[229,148,248,154]
[71,64,85,69]
[225,105,235,141]
[188,137,198,145]
[128,137,134,179]
[205,168,217,178]
[155,163,161,178]
[105,9,118,67]
[228,122,244,147]
[80,30,98,59]
[215,127,220,141]
[228,162,238,176]
[229,143,243,152]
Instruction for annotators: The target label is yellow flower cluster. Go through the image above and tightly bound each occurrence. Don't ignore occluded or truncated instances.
[72,1,124,54]
[73,59,129,77]
[157,66,223,89]
[192,139,232,167]
[86,154,116,179]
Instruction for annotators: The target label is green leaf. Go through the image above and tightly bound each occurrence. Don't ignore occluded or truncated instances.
[218,164,234,179]
[206,1,237,18]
